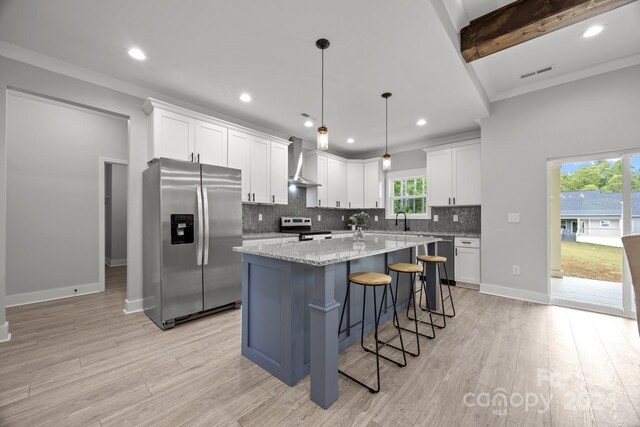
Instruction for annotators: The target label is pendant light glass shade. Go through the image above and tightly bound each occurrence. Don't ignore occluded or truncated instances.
[317,126,329,151]
[316,39,330,151]
[381,92,392,171]
[382,153,391,171]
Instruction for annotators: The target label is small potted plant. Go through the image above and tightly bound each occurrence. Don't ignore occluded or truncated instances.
[347,217,357,231]
[349,212,369,241]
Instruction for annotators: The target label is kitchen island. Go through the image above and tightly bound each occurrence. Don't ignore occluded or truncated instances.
[233,233,442,409]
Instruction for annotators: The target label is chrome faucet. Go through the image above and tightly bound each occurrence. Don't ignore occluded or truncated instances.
[395,211,410,231]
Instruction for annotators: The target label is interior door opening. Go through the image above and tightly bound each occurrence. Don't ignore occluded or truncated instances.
[104,162,128,293]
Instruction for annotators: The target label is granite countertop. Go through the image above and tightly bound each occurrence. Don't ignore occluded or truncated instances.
[330,230,481,238]
[234,233,442,266]
[243,230,480,240]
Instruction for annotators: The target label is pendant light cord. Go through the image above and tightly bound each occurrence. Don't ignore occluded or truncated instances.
[321,48,324,127]
[385,97,388,153]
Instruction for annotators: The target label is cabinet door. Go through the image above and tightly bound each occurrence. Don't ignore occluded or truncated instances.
[364,160,383,208]
[270,142,288,204]
[195,120,227,167]
[427,149,452,206]
[347,162,364,209]
[250,136,271,203]
[454,247,480,284]
[227,130,252,201]
[155,109,194,161]
[316,155,328,207]
[327,158,347,208]
[452,144,481,206]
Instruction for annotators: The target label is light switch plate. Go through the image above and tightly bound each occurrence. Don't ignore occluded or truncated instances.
[433,215,438,222]
[374,215,378,222]
[317,215,321,221]
[341,215,344,221]
[508,213,520,223]
[258,214,262,221]
[453,214,459,222]
[513,265,521,275]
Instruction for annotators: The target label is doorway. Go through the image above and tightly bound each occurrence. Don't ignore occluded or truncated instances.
[548,154,638,318]
[103,161,128,292]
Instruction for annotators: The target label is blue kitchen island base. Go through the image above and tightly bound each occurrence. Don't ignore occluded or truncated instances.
[239,237,440,409]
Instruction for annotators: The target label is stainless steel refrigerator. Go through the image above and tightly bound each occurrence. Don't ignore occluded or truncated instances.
[143,158,242,329]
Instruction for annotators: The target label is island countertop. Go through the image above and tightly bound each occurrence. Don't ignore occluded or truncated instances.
[233,233,441,266]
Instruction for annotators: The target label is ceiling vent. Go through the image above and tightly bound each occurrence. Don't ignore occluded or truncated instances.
[520,65,554,79]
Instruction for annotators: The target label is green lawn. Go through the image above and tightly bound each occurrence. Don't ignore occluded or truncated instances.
[561,241,622,283]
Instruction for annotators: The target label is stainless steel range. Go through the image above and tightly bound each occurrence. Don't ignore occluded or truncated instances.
[280,217,332,241]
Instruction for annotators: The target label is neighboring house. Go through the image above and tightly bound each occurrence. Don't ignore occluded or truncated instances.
[560,190,640,246]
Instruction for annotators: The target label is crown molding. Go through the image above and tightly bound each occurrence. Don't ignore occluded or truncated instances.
[355,130,481,158]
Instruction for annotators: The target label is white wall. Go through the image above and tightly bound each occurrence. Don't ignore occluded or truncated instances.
[389,149,426,172]
[6,93,127,300]
[106,163,127,264]
[480,65,640,302]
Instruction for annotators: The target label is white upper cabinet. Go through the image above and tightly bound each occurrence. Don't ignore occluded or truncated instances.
[327,158,347,208]
[249,136,271,204]
[304,152,328,208]
[452,144,481,206]
[144,98,289,205]
[427,148,453,206]
[195,120,227,166]
[347,162,364,209]
[270,142,288,205]
[426,142,481,206]
[153,108,195,161]
[363,159,384,209]
[228,130,252,201]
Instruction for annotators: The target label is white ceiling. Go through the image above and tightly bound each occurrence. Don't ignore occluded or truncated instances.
[450,0,640,101]
[0,0,489,156]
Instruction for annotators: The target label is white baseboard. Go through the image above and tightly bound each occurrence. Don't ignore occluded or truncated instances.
[0,321,10,343]
[123,298,143,314]
[105,257,127,267]
[6,282,103,307]
[480,283,550,305]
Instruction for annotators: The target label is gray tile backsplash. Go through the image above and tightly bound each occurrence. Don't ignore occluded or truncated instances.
[242,187,480,235]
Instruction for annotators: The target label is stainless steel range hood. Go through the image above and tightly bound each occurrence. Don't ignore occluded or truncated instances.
[288,137,321,187]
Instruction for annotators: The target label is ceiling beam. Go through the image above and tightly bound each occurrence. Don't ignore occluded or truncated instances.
[460,0,637,62]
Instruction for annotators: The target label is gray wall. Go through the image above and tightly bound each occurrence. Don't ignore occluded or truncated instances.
[106,163,127,263]
[481,64,640,299]
[6,92,127,296]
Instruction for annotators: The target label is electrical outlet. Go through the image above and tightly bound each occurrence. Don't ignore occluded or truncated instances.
[508,213,520,223]
[433,215,438,222]
[341,215,344,221]
[453,214,459,222]
[374,215,378,222]
[258,214,262,221]
[317,215,321,221]
[512,265,521,275]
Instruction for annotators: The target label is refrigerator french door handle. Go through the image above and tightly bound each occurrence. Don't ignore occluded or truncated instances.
[196,185,204,266]
[202,187,210,265]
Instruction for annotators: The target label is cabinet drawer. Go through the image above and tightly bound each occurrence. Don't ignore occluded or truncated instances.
[454,237,480,248]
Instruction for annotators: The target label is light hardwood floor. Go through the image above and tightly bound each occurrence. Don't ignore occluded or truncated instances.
[1,267,639,426]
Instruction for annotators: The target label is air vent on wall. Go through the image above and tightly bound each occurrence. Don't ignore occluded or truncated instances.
[301,112,311,117]
[520,65,554,79]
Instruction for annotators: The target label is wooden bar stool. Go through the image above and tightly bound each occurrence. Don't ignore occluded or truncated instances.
[385,262,436,358]
[416,255,456,329]
[337,271,407,393]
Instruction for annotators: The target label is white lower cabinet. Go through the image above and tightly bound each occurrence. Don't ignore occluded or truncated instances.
[454,237,480,285]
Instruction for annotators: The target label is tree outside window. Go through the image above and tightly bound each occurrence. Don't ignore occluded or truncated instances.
[392,176,427,214]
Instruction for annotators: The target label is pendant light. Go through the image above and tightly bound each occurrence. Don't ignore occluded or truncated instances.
[382,92,392,171]
[316,38,330,151]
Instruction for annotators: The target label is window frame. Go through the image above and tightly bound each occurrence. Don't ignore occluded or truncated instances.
[385,168,431,220]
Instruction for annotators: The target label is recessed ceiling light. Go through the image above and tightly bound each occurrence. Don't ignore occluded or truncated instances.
[304,120,314,127]
[347,138,355,144]
[239,93,252,103]
[128,47,146,61]
[582,25,604,38]
[416,119,427,126]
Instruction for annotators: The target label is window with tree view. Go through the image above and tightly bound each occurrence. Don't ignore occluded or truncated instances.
[392,176,427,214]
